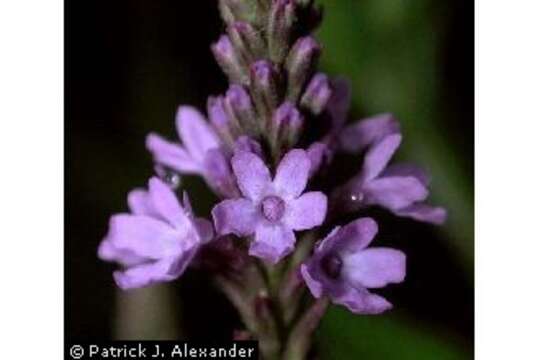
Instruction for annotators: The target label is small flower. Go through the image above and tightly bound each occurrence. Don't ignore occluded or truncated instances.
[335,133,447,224]
[146,106,220,175]
[98,177,213,289]
[212,149,328,264]
[146,105,240,198]
[301,217,405,314]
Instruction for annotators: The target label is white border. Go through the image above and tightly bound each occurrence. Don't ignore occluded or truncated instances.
[0,0,63,357]
[477,0,540,358]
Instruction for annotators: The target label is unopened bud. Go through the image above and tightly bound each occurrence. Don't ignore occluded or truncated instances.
[224,85,259,136]
[300,73,332,115]
[228,22,265,63]
[219,0,268,27]
[250,60,280,126]
[271,102,304,149]
[211,35,249,85]
[207,96,237,147]
[268,0,297,64]
[285,36,321,102]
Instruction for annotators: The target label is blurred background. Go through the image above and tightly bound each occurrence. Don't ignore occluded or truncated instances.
[66,0,473,358]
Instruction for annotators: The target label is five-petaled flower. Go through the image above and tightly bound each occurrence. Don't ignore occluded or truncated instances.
[335,132,447,224]
[98,177,213,289]
[301,217,406,314]
[212,149,328,264]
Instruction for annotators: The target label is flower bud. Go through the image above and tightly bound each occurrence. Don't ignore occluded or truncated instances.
[228,22,265,63]
[250,60,280,125]
[268,0,297,63]
[219,0,268,27]
[285,36,321,102]
[224,84,259,136]
[271,102,304,149]
[207,96,238,147]
[211,35,249,85]
[300,73,332,115]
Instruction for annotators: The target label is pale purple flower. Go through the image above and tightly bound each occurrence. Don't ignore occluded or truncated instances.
[338,113,400,154]
[336,133,447,224]
[146,106,239,197]
[212,149,328,264]
[98,177,213,289]
[301,217,405,314]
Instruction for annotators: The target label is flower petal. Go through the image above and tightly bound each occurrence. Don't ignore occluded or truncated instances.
[381,163,430,186]
[307,142,329,177]
[334,217,379,253]
[127,189,155,216]
[176,106,219,162]
[113,260,174,290]
[97,239,145,267]
[335,287,393,315]
[339,113,400,153]
[148,177,191,229]
[284,191,327,230]
[343,248,406,288]
[107,214,182,259]
[273,149,311,199]
[250,224,296,264]
[232,151,272,200]
[394,203,447,225]
[363,176,428,210]
[203,149,240,198]
[300,264,323,298]
[212,199,259,236]
[361,134,402,181]
[146,133,201,174]
[327,77,351,131]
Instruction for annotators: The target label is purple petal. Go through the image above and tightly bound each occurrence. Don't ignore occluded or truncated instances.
[300,264,323,298]
[194,218,215,244]
[335,287,393,315]
[343,248,406,288]
[148,177,190,228]
[361,134,402,181]
[284,191,327,230]
[339,113,400,153]
[203,149,240,198]
[232,151,272,200]
[98,239,145,267]
[113,259,175,290]
[127,189,155,216]
[273,149,311,199]
[327,77,352,131]
[234,136,263,157]
[146,133,201,174]
[394,203,447,225]
[212,198,259,236]
[381,163,430,186]
[333,217,379,253]
[307,142,329,177]
[363,176,428,210]
[250,224,296,264]
[107,214,183,259]
[175,106,219,163]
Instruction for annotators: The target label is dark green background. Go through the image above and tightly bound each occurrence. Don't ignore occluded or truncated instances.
[66,1,473,358]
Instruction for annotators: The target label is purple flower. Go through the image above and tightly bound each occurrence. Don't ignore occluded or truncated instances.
[301,217,405,314]
[336,133,447,224]
[98,177,214,289]
[212,149,328,264]
[146,106,239,198]
[338,113,400,154]
[146,106,220,174]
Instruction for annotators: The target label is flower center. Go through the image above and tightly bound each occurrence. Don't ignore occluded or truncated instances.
[261,196,286,222]
[321,254,343,279]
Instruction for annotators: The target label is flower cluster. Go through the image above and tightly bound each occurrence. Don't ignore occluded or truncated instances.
[98,0,446,357]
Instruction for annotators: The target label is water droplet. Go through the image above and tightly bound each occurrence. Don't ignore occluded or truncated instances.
[155,165,181,190]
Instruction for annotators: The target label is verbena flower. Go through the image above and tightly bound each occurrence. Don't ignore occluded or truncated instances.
[334,133,447,224]
[98,177,213,289]
[212,149,327,264]
[301,217,405,314]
